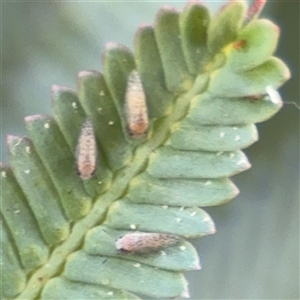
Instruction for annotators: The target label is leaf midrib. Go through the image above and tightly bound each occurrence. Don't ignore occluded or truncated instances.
[17,73,207,300]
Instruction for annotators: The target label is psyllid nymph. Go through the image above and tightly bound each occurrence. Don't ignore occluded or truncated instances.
[116,232,181,253]
[125,70,149,138]
[76,118,97,180]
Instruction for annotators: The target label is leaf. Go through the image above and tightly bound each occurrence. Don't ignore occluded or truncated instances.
[0,1,290,299]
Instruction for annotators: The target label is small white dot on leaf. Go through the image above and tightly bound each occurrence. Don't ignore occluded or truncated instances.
[44,123,50,129]
[99,90,105,96]
[98,181,102,185]
[179,206,185,211]
[162,205,168,209]
[24,170,30,174]
[234,135,241,141]
[1,171,7,178]
[202,216,211,222]
[229,153,235,158]
[180,246,186,251]
[160,251,166,256]
[176,218,181,223]
[216,151,223,156]
[204,180,212,186]
[220,132,225,138]
[107,291,113,296]
[133,263,141,268]
[14,210,20,214]
[72,102,78,109]
[130,224,137,230]
[190,211,196,217]
[25,146,31,154]
[108,121,114,125]
[233,126,238,130]
[97,107,103,113]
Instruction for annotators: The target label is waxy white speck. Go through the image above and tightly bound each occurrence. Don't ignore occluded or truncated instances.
[266,86,282,104]
[25,146,31,154]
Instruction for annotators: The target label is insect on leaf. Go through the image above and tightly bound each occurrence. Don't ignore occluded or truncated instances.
[1,1,290,299]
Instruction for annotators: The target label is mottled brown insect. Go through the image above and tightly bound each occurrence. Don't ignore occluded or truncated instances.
[125,70,149,138]
[116,232,181,254]
[76,118,97,180]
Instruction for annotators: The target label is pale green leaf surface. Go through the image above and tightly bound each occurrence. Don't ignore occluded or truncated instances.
[170,123,258,151]
[127,174,239,207]
[1,165,49,271]
[185,92,283,125]
[207,1,246,54]
[179,3,210,74]
[1,1,291,299]
[42,277,140,300]
[105,200,215,238]
[147,146,251,179]
[0,220,26,299]
[134,25,174,118]
[209,56,290,97]
[64,251,189,299]
[227,19,279,72]
[6,136,70,246]
[154,6,194,93]
[25,115,92,220]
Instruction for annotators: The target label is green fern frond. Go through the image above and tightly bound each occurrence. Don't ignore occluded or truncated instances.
[1,1,290,299]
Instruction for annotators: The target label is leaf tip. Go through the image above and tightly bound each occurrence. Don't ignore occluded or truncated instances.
[180,288,191,299]
[154,4,180,24]
[78,70,101,80]
[194,262,202,270]
[6,134,22,147]
[24,114,50,124]
[51,84,76,98]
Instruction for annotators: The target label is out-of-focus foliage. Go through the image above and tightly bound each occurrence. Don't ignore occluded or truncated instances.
[1,1,299,299]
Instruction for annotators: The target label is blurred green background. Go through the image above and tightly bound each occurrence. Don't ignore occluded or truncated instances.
[1,1,299,299]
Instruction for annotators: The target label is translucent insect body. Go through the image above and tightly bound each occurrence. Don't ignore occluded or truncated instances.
[76,118,97,180]
[125,70,149,138]
[116,232,181,253]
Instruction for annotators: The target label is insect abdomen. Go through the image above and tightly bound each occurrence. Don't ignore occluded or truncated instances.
[125,70,149,138]
[76,118,97,180]
[116,232,181,253]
